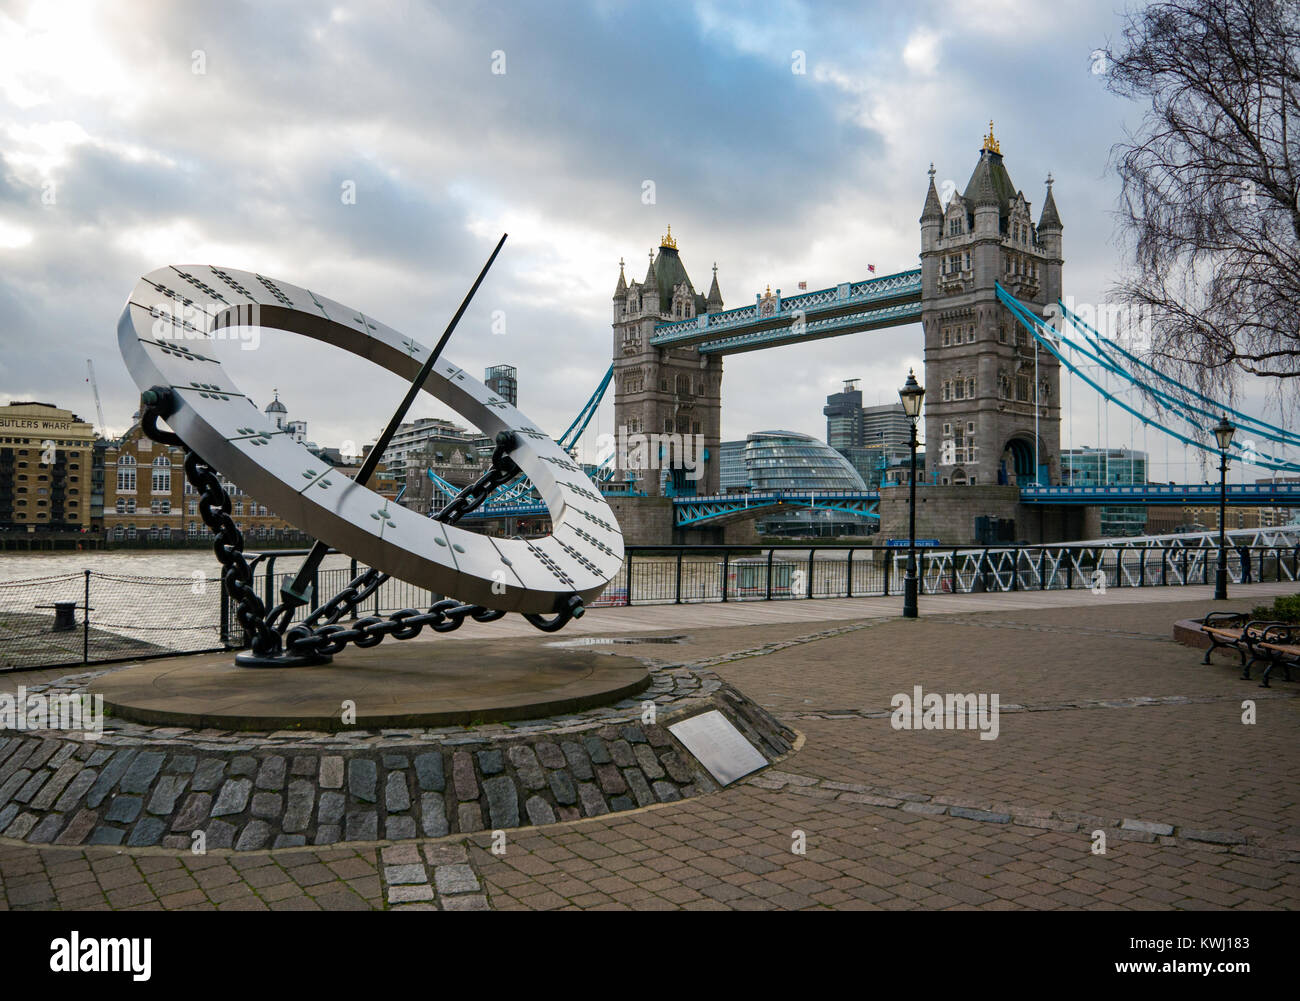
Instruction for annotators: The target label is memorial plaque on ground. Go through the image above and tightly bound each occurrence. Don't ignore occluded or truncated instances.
[668,710,768,786]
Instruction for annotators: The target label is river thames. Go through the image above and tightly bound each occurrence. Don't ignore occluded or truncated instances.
[0,549,357,583]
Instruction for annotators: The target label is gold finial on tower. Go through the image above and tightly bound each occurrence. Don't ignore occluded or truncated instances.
[982,120,1001,154]
[660,225,677,250]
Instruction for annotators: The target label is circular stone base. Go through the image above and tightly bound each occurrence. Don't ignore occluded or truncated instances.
[94,640,651,731]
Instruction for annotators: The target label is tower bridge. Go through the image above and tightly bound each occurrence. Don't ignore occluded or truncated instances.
[434,122,1296,546]
[605,122,1069,543]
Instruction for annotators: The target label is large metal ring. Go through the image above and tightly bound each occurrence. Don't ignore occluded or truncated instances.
[117,265,623,613]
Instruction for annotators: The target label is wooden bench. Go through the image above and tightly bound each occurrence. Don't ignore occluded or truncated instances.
[1252,624,1300,688]
[1199,612,1257,666]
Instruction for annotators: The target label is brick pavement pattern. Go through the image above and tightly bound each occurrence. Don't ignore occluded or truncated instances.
[2,585,1297,909]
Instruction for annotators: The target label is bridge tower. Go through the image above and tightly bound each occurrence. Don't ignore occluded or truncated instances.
[919,123,1063,488]
[611,228,723,496]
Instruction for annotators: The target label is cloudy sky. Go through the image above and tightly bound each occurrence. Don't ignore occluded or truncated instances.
[2,0,1273,483]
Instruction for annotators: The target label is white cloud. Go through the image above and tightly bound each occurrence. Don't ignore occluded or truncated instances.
[0,218,34,250]
[902,30,940,74]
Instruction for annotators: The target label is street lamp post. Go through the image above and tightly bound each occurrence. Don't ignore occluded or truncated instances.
[1213,415,1236,600]
[899,370,925,619]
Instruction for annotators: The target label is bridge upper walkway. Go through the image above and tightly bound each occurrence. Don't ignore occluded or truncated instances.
[648,268,921,354]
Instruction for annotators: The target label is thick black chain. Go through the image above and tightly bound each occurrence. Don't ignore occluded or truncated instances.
[142,407,282,657]
[142,400,579,661]
[186,451,286,656]
[282,435,524,653]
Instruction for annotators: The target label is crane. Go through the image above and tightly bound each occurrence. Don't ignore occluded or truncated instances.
[85,359,107,438]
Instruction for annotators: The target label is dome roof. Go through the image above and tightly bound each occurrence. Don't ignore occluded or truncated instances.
[745,430,868,492]
[265,392,287,414]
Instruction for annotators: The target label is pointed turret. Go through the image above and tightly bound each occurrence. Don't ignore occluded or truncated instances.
[1039,174,1063,232]
[642,249,658,291]
[706,262,723,311]
[920,163,943,222]
[613,257,627,299]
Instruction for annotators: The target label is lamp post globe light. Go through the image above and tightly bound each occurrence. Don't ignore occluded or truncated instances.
[899,369,925,619]
[1213,414,1236,601]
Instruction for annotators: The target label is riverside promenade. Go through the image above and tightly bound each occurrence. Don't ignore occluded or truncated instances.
[1,581,1297,911]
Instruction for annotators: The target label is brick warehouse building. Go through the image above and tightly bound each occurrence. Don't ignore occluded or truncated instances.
[0,401,97,534]
[103,421,309,545]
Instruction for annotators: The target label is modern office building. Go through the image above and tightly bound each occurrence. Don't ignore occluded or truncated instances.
[824,382,912,491]
[1061,447,1148,536]
[0,402,97,533]
[862,403,911,450]
[485,364,518,406]
[823,379,864,449]
[380,417,480,482]
[719,440,748,493]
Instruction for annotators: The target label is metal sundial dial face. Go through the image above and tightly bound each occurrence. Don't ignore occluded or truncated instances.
[116,265,623,614]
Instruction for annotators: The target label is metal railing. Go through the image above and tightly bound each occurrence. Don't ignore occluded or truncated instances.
[605,542,1300,605]
[2,542,1297,671]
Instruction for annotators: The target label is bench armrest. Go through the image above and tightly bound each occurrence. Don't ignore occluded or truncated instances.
[1196,608,1248,631]
[1202,611,1249,631]
[1256,623,1300,645]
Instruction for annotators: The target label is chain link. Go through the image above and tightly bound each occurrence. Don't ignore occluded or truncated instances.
[142,404,578,662]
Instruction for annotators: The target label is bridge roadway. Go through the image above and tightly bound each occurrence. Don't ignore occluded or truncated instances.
[459,482,1300,525]
[1019,482,1300,505]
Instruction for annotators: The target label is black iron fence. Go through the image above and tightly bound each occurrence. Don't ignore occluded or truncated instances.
[1,543,1297,672]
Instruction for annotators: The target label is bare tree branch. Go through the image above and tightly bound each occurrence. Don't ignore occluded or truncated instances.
[1103,0,1300,415]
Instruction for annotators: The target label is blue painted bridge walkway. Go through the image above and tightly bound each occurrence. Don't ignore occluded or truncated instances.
[1020,483,1300,505]
[648,268,922,355]
[670,490,880,527]
[457,481,1300,527]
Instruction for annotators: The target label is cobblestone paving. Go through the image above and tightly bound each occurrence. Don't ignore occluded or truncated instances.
[2,588,1298,910]
[0,652,795,848]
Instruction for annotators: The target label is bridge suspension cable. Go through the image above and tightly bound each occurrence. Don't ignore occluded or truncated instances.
[995,283,1300,475]
[1057,300,1300,449]
[421,364,616,513]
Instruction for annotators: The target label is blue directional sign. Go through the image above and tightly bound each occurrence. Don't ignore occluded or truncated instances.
[886,539,941,547]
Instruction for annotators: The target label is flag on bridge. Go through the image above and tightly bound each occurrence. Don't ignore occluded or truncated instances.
[797,281,807,290]
[867,264,876,273]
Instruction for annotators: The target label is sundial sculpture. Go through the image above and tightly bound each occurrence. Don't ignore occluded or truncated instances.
[117,236,623,667]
